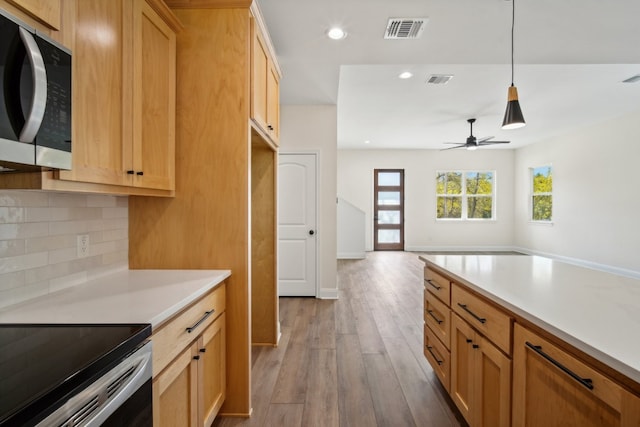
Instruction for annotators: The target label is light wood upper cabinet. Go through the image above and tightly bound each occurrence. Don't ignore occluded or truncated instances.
[513,323,640,427]
[5,0,60,29]
[58,0,177,192]
[250,16,279,145]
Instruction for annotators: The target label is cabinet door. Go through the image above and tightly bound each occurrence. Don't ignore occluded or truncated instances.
[451,313,475,424]
[513,324,640,427]
[132,0,176,190]
[476,335,511,427]
[5,0,60,29]
[198,313,226,427]
[153,344,198,427]
[251,18,269,133]
[59,0,130,187]
[266,62,279,144]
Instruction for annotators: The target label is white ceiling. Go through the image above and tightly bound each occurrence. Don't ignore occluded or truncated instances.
[256,0,640,150]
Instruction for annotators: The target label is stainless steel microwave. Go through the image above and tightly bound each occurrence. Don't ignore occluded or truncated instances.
[0,9,71,171]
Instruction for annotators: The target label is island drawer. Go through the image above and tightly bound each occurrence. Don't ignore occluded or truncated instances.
[424,324,451,392]
[424,289,451,349]
[424,267,451,305]
[152,284,226,376]
[452,283,512,355]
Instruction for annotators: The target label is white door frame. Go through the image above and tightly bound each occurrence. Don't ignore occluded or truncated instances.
[278,150,319,297]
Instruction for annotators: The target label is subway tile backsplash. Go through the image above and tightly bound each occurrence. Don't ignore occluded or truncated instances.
[0,191,128,309]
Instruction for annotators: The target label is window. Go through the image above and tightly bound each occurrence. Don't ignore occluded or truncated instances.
[531,165,552,221]
[436,171,495,220]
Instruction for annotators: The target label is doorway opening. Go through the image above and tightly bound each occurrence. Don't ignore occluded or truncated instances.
[373,169,404,251]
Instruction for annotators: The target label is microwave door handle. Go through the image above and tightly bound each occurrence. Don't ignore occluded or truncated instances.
[17,27,47,143]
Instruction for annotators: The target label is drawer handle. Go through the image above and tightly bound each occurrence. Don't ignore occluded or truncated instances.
[457,303,486,324]
[427,309,444,325]
[426,345,443,366]
[425,279,441,291]
[186,310,215,333]
[525,342,594,390]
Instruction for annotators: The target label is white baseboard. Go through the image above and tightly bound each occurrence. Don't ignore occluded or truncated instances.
[337,252,366,259]
[318,287,339,299]
[405,245,517,252]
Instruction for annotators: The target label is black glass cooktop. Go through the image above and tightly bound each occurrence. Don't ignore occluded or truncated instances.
[0,323,151,426]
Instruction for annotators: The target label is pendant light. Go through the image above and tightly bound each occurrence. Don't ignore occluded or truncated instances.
[502,0,525,130]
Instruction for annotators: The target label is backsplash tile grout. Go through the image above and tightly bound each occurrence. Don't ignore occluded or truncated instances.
[0,191,128,309]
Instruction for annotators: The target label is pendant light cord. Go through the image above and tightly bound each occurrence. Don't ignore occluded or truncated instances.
[510,0,515,87]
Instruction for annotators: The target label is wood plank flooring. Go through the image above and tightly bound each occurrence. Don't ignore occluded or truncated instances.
[213,251,466,427]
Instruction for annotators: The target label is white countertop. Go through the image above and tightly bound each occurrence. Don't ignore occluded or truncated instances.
[420,254,640,385]
[0,269,230,329]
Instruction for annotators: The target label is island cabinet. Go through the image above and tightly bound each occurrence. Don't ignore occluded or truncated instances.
[152,283,226,427]
[250,14,280,146]
[513,323,640,427]
[423,266,512,427]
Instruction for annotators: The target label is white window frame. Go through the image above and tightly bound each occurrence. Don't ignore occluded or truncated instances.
[436,170,496,221]
[530,165,553,223]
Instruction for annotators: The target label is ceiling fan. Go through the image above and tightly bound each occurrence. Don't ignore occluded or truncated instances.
[442,118,510,150]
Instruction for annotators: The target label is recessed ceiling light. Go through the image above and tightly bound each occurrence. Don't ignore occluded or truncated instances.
[364,140,371,144]
[398,71,413,79]
[327,27,347,40]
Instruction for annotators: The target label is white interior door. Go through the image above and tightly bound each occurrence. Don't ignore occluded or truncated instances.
[278,153,317,296]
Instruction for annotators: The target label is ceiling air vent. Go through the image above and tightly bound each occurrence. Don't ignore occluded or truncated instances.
[426,74,454,85]
[384,18,428,39]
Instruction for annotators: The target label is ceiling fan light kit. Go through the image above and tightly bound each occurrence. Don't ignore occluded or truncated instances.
[502,0,526,130]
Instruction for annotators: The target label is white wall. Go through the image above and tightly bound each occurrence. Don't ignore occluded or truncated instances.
[279,105,338,298]
[337,198,365,259]
[337,149,515,251]
[514,109,640,274]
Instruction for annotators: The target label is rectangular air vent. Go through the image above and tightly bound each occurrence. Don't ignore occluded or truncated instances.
[384,18,428,39]
[426,74,454,85]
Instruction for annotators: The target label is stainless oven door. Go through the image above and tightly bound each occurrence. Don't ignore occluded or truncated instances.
[37,341,152,427]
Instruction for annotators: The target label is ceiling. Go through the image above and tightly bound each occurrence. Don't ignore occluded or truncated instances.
[256,0,640,150]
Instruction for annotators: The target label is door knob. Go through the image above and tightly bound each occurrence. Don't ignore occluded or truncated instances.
[309,230,315,236]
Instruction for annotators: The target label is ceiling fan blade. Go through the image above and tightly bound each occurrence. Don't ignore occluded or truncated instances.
[440,144,466,151]
[477,136,494,143]
[478,141,510,145]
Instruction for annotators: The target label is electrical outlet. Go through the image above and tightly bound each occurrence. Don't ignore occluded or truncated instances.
[77,234,90,258]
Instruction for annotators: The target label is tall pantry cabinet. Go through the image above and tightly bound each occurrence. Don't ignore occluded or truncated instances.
[129,0,280,418]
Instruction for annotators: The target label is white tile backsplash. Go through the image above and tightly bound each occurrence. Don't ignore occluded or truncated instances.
[0,191,128,309]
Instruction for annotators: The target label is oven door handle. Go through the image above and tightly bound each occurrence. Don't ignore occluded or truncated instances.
[37,341,153,427]
[18,27,47,143]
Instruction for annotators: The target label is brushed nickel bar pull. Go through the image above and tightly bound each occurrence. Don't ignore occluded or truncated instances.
[427,309,444,325]
[457,303,486,324]
[425,279,441,290]
[426,345,443,365]
[186,310,215,333]
[525,342,594,390]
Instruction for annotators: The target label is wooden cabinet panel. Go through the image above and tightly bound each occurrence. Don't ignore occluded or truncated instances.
[6,0,60,29]
[452,283,512,355]
[153,344,198,427]
[57,0,177,192]
[199,313,226,427]
[513,323,640,427]
[424,267,451,305]
[424,288,451,348]
[250,16,279,145]
[451,313,511,427]
[424,324,451,393]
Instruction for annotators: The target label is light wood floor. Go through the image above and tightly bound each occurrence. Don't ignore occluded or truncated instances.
[213,251,466,427]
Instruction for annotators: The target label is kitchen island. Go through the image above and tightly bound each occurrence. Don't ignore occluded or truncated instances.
[420,254,640,426]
